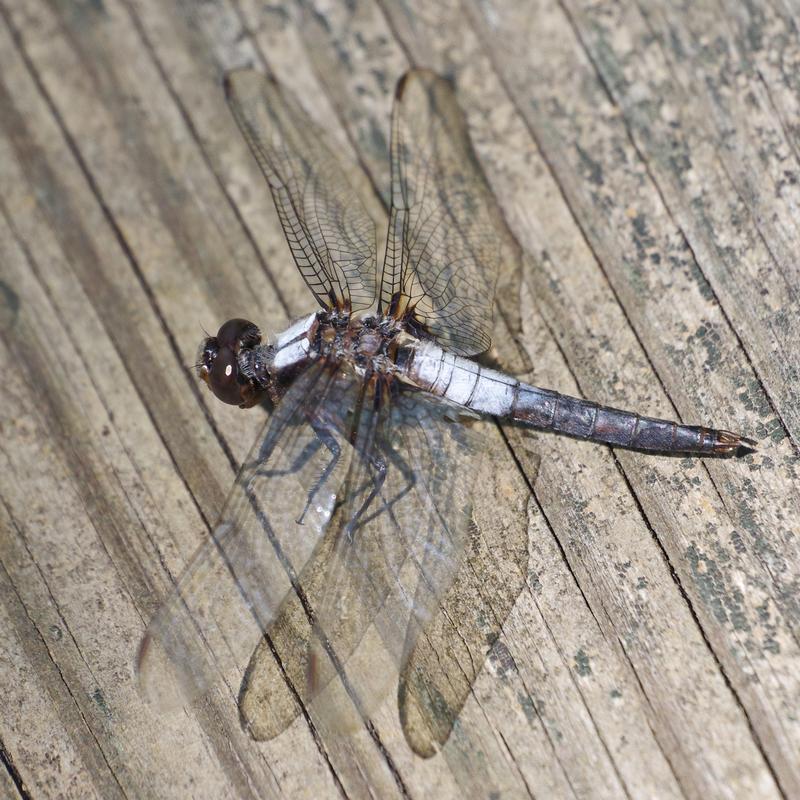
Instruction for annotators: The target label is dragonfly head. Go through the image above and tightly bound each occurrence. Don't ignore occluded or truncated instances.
[197,318,269,408]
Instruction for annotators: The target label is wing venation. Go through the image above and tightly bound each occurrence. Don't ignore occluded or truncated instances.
[226,69,377,312]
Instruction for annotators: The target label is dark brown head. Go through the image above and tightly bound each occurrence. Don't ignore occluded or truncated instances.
[197,318,270,408]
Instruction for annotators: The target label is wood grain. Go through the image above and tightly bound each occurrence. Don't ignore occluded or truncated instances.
[0,1,797,798]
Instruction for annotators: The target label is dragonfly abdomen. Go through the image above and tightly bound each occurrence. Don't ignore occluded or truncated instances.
[511,386,750,455]
[407,342,752,456]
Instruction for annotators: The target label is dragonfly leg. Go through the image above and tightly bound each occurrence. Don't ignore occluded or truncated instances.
[297,422,341,525]
[357,445,416,529]
[254,436,322,478]
[345,452,388,538]
[252,418,342,524]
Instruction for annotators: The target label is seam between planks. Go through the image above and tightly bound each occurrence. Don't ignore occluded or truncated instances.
[0,515,129,800]
[0,2,240,486]
[460,4,785,794]
[495,729,538,800]
[500,428,658,800]
[508,0,787,788]
[557,0,800,670]
[118,0,294,321]
[637,0,800,420]
[569,0,797,455]
[0,736,31,800]
[556,0,800,743]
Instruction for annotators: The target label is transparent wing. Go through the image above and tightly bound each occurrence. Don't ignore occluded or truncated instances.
[379,69,508,356]
[225,69,377,312]
[240,388,527,755]
[136,362,360,708]
[399,443,536,756]
[307,386,488,737]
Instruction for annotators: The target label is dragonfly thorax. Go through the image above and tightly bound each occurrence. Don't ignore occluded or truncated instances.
[314,311,407,381]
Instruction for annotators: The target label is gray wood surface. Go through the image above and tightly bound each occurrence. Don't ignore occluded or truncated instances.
[1,1,797,798]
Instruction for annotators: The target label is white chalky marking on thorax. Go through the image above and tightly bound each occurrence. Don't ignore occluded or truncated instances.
[273,338,310,371]
[275,312,317,348]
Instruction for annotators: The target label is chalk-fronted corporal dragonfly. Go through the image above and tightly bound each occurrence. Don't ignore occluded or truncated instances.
[137,68,754,751]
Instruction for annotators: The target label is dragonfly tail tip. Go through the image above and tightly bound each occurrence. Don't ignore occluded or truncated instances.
[735,435,758,457]
[712,430,757,457]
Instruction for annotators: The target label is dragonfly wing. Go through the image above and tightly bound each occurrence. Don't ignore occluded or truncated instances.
[302,385,462,735]
[399,444,536,756]
[226,69,377,312]
[307,390,533,751]
[379,69,512,356]
[136,362,360,709]
[238,376,406,737]
[239,385,493,744]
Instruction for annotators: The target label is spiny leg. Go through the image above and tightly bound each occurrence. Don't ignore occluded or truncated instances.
[344,451,388,540]
[297,422,341,525]
[252,418,343,525]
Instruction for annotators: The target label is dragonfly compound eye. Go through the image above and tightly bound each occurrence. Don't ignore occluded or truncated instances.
[198,319,263,406]
[216,318,262,351]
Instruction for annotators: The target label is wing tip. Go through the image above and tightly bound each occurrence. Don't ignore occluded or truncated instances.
[223,66,275,101]
[135,632,193,713]
[395,70,412,100]
[395,67,454,101]
[223,66,256,99]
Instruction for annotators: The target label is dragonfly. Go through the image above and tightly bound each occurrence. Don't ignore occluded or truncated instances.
[137,68,755,755]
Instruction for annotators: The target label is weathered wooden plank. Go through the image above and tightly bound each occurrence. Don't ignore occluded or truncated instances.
[0,1,338,796]
[0,280,267,795]
[1,0,798,797]
[0,512,115,800]
[0,217,245,798]
[572,0,800,444]
[449,1,800,795]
